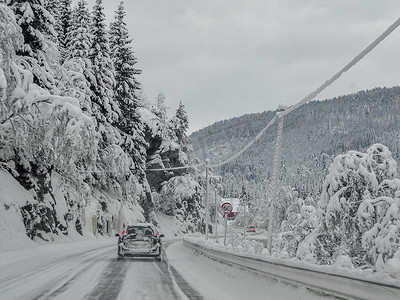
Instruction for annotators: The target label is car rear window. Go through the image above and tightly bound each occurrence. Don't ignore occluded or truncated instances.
[127,226,154,236]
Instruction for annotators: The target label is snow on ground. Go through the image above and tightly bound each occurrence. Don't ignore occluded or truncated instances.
[0,169,116,252]
[1,169,398,299]
[0,237,115,300]
[156,212,184,239]
[0,167,181,252]
[185,233,400,289]
[0,170,38,251]
[166,240,325,300]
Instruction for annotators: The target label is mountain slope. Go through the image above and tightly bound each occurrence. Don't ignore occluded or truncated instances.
[189,86,400,198]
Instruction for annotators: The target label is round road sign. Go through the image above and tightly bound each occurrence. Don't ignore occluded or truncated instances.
[221,202,233,214]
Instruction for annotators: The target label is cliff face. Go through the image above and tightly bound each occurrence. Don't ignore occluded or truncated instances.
[1,166,145,244]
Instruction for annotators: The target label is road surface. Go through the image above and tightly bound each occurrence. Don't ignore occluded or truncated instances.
[0,237,337,300]
[0,239,201,300]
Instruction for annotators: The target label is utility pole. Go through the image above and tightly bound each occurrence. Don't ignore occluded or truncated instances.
[267,105,286,254]
[243,201,246,238]
[205,160,209,240]
[215,188,218,243]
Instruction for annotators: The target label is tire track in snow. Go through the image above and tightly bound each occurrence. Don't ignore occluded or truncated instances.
[85,258,129,300]
[31,247,115,300]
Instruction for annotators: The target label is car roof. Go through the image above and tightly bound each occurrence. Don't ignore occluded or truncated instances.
[126,223,156,228]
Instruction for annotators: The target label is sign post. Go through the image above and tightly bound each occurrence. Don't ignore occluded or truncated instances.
[92,215,97,237]
[215,189,218,243]
[221,202,233,246]
[268,106,286,254]
[205,161,209,240]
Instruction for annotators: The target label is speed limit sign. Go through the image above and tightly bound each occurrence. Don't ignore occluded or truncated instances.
[221,202,233,214]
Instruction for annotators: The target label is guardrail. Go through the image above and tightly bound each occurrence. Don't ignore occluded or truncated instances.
[183,238,400,300]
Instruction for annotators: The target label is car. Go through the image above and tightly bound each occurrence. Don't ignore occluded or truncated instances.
[246,226,256,232]
[115,223,165,261]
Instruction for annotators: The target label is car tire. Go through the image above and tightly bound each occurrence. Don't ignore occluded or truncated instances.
[155,255,162,262]
[117,245,124,260]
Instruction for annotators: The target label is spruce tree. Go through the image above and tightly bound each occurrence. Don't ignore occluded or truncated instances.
[109,1,141,110]
[170,101,190,152]
[109,1,146,176]
[44,0,60,36]
[9,0,59,92]
[63,0,93,114]
[89,0,119,125]
[152,92,168,123]
[56,0,72,63]
[67,0,91,60]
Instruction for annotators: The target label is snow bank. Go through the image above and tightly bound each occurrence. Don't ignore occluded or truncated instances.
[0,169,38,250]
[0,168,146,251]
[185,235,400,288]
[156,211,184,238]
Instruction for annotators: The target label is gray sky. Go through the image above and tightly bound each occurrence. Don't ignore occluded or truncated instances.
[77,0,400,133]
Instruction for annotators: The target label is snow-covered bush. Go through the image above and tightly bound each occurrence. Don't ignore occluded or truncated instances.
[305,144,399,268]
[360,190,400,270]
[275,196,318,258]
[156,175,205,233]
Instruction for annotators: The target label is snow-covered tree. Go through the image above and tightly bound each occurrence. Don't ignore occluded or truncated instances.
[89,0,119,125]
[109,1,146,177]
[9,0,59,93]
[310,144,398,266]
[356,146,400,270]
[275,198,318,259]
[55,0,71,63]
[66,0,91,60]
[155,174,205,233]
[1,2,99,239]
[44,0,59,31]
[61,0,93,115]
[359,189,400,270]
[169,101,190,152]
[151,92,168,125]
[109,1,141,108]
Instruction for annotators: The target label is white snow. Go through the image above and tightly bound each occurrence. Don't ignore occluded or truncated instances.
[0,169,38,251]
[185,233,400,289]
[166,240,325,300]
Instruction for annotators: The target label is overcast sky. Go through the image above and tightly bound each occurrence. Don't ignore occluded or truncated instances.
[76,0,400,133]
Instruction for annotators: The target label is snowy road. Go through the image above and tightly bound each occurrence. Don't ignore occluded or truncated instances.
[0,238,202,300]
[0,237,345,300]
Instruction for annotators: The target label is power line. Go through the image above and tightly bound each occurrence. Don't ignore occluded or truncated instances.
[119,16,400,174]
[281,16,400,118]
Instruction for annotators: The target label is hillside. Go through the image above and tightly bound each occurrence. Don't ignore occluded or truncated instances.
[189,86,400,199]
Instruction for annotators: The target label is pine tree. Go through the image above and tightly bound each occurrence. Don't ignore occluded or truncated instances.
[56,0,72,63]
[62,0,94,114]
[109,1,141,110]
[44,0,60,34]
[67,0,91,60]
[170,101,190,152]
[152,92,168,123]
[89,0,119,125]
[9,0,59,92]
[109,1,146,177]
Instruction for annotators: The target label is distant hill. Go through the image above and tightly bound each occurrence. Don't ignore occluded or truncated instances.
[189,86,400,199]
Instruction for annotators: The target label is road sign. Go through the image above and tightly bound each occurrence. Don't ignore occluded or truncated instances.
[227,212,236,220]
[221,202,233,214]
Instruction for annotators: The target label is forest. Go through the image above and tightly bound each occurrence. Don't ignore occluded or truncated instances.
[1,0,399,273]
[0,0,205,242]
[190,86,400,271]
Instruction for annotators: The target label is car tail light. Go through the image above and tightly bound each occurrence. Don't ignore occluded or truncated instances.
[122,230,125,235]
